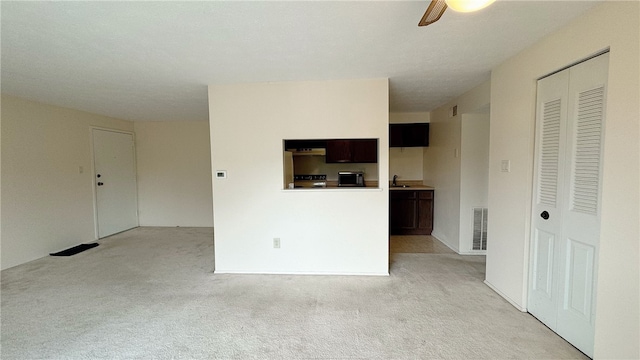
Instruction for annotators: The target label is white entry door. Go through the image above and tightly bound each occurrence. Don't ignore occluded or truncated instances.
[529,53,608,358]
[92,129,139,238]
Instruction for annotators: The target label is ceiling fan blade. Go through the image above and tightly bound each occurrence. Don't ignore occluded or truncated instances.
[419,0,448,27]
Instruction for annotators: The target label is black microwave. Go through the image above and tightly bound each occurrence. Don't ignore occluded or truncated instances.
[338,171,365,187]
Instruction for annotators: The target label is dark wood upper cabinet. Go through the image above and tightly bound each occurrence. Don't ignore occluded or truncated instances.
[326,139,378,163]
[284,139,327,150]
[389,123,429,147]
[389,125,404,147]
[352,139,378,163]
[325,140,353,163]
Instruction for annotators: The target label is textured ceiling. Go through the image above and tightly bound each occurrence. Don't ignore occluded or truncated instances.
[1,1,599,122]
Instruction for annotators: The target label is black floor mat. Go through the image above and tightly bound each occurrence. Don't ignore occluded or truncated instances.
[50,243,99,256]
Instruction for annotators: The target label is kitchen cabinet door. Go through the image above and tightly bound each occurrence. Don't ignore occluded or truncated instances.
[389,123,429,147]
[417,191,434,234]
[352,139,378,163]
[389,190,433,235]
[389,125,404,147]
[284,139,327,150]
[326,139,377,163]
[325,140,353,163]
[389,191,418,231]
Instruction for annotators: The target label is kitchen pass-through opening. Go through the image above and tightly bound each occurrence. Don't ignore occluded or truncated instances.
[283,138,379,189]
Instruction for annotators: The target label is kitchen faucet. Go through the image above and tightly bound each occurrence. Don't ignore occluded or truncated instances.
[392,175,398,186]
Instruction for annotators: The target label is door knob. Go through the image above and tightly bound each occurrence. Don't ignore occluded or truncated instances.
[97,174,101,178]
[97,182,104,186]
[540,211,549,220]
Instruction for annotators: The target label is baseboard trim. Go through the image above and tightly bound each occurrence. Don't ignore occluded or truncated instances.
[430,233,460,253]
[430,233,488,256]
[484,280,527,312]
[213,270,390,276]
[458,250,487,255]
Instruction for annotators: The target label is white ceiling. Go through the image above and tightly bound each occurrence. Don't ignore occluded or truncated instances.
[1,1,599,122]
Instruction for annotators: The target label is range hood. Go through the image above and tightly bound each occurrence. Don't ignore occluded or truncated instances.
[287,148,326,156]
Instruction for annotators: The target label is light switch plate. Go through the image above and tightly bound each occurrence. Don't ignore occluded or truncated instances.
[215,170,227,179]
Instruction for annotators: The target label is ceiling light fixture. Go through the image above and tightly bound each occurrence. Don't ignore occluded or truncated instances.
[444,0,495,13]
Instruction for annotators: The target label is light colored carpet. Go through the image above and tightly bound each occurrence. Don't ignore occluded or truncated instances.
[1,227,586,359]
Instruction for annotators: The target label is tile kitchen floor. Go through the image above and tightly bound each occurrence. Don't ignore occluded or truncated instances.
[389,235,455,254]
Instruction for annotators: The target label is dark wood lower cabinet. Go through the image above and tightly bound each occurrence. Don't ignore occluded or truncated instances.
[390,191,417,230]
[389,190,433,235]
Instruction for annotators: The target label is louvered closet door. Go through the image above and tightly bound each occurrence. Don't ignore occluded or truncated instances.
[529,68,569,329]
[528,53,608,358]
[556,53,608,356]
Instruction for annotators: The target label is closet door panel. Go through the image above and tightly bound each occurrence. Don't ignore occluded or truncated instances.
[556,53,608,357]
[528,68,569,329]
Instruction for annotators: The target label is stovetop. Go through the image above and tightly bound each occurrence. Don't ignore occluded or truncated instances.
[294,174,327,181]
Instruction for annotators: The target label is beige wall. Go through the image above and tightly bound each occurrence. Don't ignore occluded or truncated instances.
[486,2,639,358]
[1,95,133,270]
[1,99,3,268]
[389,112,429,181]
[134,121,213,227]
[389,112,430,125]
[423,81,490,252]
[459,112,490,254]
[209,78,389,275]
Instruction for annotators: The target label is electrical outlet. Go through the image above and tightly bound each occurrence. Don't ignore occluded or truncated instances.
[273,238,281,249]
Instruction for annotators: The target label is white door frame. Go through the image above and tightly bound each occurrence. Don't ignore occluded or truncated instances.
[90,127,139,239]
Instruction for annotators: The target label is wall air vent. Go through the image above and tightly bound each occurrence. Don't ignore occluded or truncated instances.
[472,207,488,250]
